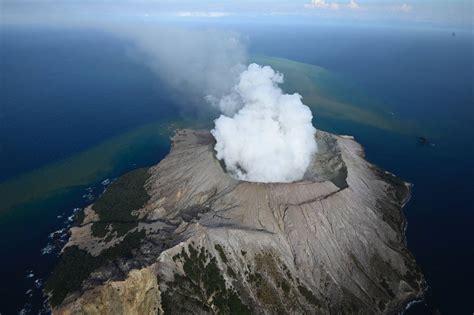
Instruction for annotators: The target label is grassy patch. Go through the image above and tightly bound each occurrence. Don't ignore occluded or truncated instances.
[297,285,321,307]
[215,244,228,263]
[91,168,150,237]
[45,229,145,307]
[162,244,249,314]
[73,209,85,226]
[247,252,293,310]
[45,246,98,307]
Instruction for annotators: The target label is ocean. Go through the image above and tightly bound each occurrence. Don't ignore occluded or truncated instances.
[0,23,472,314]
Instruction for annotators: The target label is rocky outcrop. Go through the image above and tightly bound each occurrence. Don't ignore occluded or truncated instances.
[54,267,161,315]
[46,129,425,314]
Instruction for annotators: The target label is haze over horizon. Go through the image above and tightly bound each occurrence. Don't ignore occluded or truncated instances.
[1,0,472,30]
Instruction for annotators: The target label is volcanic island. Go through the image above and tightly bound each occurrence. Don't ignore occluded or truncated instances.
[45,129,425,314]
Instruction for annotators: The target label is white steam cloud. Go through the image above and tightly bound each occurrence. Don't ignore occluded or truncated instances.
[117,27,318,183]
[109,26,247,108]
[211,64,317,183]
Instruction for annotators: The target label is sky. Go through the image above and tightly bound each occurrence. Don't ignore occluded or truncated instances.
[1,0,472,30]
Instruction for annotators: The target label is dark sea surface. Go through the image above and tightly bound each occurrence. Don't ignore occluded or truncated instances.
[0,23,473,314]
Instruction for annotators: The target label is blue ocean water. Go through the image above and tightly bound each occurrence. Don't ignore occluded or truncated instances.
[1,23,473,314]
[0,27,178,182]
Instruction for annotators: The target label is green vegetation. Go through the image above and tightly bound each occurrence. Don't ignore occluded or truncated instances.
[90,222,109,238]
[214,244,237,278]
[297,285,322,306]
[91,168,150,237]
[370,165,409,234]
[45,229,145,307]
[162,244,249,314]
[279,278,291,294]
[371,165,408,203]
[402,250,423,291]
[247,252,289,309]
[368,251,408,301]
[45,246,96,307]
[73,209,85,226]
[246,251,322,311]
[379,278,395,299]
[215,244,228,263]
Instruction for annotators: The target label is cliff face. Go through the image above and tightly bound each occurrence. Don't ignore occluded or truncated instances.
[47,129,425,314]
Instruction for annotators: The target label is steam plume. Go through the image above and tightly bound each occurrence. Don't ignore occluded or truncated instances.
[212,64,317,183]
[115,27,318,182]
[111,26,247,108]
[3,8,318,182]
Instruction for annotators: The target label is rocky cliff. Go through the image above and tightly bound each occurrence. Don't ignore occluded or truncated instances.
[46,129,425,314]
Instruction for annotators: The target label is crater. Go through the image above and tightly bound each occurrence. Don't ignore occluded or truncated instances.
[205,129,348,188]
[304,130,348,189]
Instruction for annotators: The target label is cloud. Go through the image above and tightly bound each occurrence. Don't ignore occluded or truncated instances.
[109,26,247,109]
[0,1,248,110]
[176,11,232,18]
[304,0,360,10]
[211,64,317,183]
[347,0,360,10]
[392,3,413,13]
[304,0,340,10]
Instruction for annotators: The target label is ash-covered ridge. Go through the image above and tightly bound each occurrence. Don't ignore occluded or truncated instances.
[46,129,425,314]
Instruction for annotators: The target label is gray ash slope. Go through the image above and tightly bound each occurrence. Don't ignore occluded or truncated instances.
[47,129,425,314]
